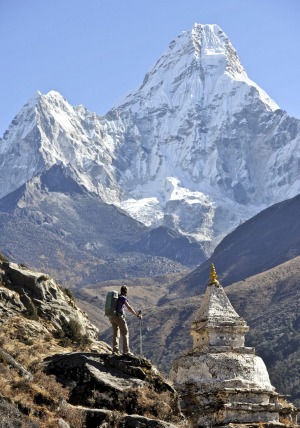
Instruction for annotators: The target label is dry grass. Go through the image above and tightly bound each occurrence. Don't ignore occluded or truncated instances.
[278,397,298,427]
[58,402,86,428]
[0,315,93,364]
[0,315,93,427]
[135,387,179,423]
[0,316,57,360]
[0,359,87,427]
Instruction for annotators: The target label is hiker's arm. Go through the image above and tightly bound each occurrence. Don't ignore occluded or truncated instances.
[125,302,140,317]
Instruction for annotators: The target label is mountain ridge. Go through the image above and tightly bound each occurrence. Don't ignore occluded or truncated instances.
[2,23,300,255]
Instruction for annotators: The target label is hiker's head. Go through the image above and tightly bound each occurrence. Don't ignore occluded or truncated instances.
[120,285,128,296]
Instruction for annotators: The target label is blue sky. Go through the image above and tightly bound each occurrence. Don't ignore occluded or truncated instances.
[0,0,299,136]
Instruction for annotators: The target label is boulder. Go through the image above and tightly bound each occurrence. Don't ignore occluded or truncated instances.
[1,261,99,340]
[44,352,182,427]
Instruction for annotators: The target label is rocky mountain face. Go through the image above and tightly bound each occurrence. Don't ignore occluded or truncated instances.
[1,23,300,262]
[0,259,184,428]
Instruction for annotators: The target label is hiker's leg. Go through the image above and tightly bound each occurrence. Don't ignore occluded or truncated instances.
[119,316,130,354]
[110,318,120,353]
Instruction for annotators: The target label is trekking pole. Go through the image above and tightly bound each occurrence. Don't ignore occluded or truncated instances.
[138,310,143,356]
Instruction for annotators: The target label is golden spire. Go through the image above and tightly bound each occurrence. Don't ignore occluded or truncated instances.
[209,263,220,287]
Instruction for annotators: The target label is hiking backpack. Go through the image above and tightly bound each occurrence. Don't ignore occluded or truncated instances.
[105,290,119,317]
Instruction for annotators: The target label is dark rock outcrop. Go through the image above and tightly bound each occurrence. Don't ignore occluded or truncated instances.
[44,352,182,427]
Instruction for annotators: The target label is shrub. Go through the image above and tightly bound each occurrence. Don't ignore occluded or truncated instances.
[19,263,29,269]
[33,370,69,403]
[24,301,39,321]
[56,319,91,348]
[61,287,75,302]
[59,401,87,428]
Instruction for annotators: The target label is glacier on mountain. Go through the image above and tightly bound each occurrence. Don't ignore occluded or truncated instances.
[1,23,300,255]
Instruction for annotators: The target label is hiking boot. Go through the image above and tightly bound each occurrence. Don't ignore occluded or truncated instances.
[123,351,134,356]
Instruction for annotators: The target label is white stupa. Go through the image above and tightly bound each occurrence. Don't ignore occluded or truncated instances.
[170,264,297,427]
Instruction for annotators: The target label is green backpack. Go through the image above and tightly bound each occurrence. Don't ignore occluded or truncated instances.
[105,290,119,317]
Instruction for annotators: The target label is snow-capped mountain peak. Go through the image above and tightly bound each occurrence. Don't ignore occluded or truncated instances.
[1,23,299,256]
[0,89,121,203]
[115,23,278,115]
[190,23,245,75]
